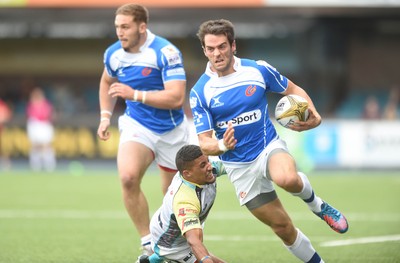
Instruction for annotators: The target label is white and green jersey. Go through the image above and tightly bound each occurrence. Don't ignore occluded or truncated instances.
[149,161,225,258]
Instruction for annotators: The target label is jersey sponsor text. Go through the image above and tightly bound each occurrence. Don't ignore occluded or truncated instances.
[216,109,261,128]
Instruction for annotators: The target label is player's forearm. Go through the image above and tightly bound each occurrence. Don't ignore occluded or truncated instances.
[188,241,213,262]
[99,84,117,119]
[99,94,117,114]
[133,89,185,109]
[284,81,317,112]
[198,136,226,156]
[185,228,213,262]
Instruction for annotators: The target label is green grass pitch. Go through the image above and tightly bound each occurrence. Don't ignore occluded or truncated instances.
[0,168,399,263]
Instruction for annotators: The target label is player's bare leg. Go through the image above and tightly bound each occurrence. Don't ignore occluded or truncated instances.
[117,142,154,253]
[268,151,348,234]
[249,197,324,262]
[158,167,176,195]
[250,198,297,245]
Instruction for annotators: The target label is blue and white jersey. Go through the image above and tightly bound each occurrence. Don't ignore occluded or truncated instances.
[104,30,186,134]
[190,57,288,164]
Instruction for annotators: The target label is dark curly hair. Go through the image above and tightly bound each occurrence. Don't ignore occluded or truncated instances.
[197,19,235,48]
[175,145,203,174]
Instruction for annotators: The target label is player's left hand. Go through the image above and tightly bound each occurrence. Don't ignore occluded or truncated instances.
[108,83,134,100]
[289,107,321,132]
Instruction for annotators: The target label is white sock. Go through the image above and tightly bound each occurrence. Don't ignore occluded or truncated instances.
[43,148,56,172]
[292,172,323,213]
[285,229,324,263]
[29,149,42,171]
[141,234,151,246]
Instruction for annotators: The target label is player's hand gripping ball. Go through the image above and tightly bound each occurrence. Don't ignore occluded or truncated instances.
[275,94,309,128]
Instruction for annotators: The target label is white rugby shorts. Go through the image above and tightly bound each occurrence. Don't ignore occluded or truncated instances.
[224,138,289,206]
[118,114,189,170]
[27,120,54,145]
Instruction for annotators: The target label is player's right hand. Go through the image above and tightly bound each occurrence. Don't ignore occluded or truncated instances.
[223,122,237,150]
[97,119,111,140]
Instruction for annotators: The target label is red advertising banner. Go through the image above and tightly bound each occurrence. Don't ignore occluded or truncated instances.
[23,0,264,7]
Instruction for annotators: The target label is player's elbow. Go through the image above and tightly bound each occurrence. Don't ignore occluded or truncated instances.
[170,96,185,109]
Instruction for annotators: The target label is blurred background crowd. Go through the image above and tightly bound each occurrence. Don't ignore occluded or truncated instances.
[0,0,399,170]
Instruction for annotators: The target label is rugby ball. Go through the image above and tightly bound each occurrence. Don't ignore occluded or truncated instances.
[275,94,309,128]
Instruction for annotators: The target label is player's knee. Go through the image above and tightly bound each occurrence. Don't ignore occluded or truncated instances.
[274,172,300,191]
[120,173,141,190]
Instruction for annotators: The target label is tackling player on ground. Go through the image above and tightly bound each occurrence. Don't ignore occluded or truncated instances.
[137,145,226,263]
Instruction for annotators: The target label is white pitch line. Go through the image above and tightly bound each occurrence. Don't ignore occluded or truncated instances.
[205,235,280,242]
[320,235,400,247]
[209,212,400,222]
[0,210,127,219]
[0,210,399,222]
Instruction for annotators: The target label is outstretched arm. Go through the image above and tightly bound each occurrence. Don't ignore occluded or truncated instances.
[198,122,237,156]
[185,228,226,263]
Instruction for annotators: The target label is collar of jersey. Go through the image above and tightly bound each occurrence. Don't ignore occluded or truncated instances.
[139,29,155,53]
[206,56,240,77]
[180,174,205,189]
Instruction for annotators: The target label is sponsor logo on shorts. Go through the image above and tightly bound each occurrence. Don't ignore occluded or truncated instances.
[216,109,261,128]
[240,191,247,199]
[183,252,194,262]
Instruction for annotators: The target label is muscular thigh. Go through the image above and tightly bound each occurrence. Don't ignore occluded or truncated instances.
[267,151,297,185]
[117,141,154,181]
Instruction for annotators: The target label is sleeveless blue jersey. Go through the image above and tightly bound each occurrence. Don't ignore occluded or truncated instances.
[104,30,186,134]
[190,57,288,163]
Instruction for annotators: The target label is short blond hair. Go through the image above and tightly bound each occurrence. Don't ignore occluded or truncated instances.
[115,3,149,24]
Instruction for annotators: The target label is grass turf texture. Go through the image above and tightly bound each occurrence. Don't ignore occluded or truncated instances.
[0,169,399,263]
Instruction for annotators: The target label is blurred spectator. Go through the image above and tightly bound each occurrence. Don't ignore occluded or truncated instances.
[362,95,381,120]
[0,98,12,170]
[26,87,56,172]
[383,86,399,120]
